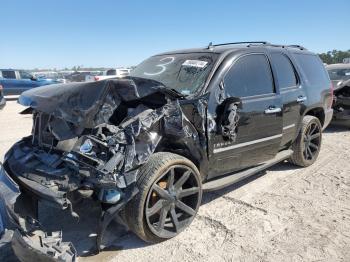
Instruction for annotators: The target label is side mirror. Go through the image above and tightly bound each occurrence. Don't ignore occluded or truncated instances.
[30,76,37,81]
[222,97,242,109]
[220,97,242,141]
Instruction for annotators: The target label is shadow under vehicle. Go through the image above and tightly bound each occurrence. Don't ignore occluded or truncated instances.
[0,42,333,261]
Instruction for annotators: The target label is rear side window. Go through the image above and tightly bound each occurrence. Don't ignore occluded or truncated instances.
[270,53,297,89]
[1,70,16,79]
[224,54,274,97]
[293,54,329,86]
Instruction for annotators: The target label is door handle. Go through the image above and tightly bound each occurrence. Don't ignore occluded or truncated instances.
[265,106,282,114]
[297,95,307,103]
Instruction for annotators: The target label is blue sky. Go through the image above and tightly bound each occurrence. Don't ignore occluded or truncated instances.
[0,0,349,69]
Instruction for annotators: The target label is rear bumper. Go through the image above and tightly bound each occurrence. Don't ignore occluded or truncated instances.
[323,108,333,130]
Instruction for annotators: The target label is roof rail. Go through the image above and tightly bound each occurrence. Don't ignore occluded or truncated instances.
[250,43,307,50]
[207,42,307,51]
[209,41,270,48]
[286,45,307,50]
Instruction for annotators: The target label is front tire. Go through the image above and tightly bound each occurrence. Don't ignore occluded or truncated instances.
[289,115,322,167]
[125,152,202,243]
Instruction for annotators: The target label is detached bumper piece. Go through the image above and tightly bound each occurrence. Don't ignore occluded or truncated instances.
[0,164,77,261]
[12,230,76,262]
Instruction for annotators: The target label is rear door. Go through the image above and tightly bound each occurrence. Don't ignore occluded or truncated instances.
[207,53,283,179]
[269,52,306,146]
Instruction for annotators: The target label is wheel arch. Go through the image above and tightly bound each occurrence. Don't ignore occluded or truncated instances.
[155,143,200,169]
[154,139,207,180]
[303,107,325,127]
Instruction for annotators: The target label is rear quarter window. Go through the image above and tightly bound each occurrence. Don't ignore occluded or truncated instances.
[293,54,330,87]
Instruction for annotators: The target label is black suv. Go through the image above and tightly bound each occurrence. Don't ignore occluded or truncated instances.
[0,42,333,261]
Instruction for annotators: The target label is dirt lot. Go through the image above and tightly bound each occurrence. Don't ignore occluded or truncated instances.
[1,101,350,262]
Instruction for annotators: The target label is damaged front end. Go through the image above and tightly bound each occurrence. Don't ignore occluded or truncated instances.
[332,79,350,124]
[0,163,77,261]
[0,77,207,261]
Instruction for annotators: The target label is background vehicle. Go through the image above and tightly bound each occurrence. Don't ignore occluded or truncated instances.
[0,42,333,261]
[326,63,350,124]
[65,71,92,82]
[32,71,68,84]
[0,69,60,97]
[85,68,131,81]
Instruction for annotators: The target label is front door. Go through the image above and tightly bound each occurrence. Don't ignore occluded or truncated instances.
[207,53,283,179]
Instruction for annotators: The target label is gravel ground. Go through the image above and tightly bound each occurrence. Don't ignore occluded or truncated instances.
[0,101,350,262]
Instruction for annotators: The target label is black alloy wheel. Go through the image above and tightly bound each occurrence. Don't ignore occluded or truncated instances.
[290,115,322,167]
[145,165,201,239]
[303,121,321,161]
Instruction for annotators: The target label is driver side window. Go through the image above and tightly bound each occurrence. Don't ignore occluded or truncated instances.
[224,54,274,97]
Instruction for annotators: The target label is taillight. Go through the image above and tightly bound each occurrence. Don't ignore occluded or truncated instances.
[328,82,334,109]
[94,76,99,81]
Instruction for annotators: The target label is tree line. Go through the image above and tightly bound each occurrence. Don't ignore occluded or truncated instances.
[318,50,350,64]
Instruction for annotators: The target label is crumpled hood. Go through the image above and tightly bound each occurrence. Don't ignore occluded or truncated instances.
[18,77,177,128]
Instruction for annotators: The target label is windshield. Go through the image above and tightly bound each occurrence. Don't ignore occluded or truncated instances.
[328,68,350,81]
[130,53,218,95]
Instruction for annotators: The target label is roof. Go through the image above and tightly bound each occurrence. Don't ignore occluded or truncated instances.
[326,63,350,70]
[156,42,313,56]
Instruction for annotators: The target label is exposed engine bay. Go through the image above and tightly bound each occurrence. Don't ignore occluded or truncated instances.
[0,77,218,261]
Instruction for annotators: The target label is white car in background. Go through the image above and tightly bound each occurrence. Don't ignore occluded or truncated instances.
[85,68,131,82]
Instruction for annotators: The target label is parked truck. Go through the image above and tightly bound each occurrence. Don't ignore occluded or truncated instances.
[0,69,59,97]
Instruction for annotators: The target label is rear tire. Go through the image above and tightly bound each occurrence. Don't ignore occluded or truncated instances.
[289,115,322,167]
[125,152,202,243]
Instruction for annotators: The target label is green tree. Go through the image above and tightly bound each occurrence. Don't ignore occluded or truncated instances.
[318,49,350,64]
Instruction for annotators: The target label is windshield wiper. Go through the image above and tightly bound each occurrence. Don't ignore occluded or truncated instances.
[170,88,187,97]
[157,88,187,98]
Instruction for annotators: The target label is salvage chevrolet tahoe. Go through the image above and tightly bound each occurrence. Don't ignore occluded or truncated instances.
[0,42,333,261]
